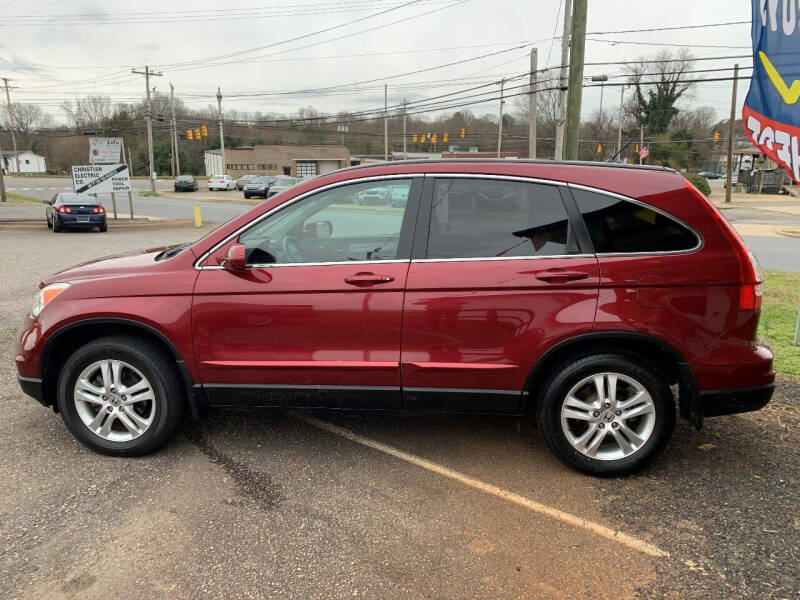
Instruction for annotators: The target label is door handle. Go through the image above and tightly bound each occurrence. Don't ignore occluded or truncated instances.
[344,272,395,286]
[535,270,590,283]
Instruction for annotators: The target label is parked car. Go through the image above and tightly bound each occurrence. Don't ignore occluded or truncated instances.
[208,174,236,191]
[236,175,257,191]
[697,171,720,180]
[389,184,410,208]
[16,160,774,475]
[243,176,276,199]
[266,176,300,198]
[356,187,388,205]
[174,175,198,192]
[44,192,107,233]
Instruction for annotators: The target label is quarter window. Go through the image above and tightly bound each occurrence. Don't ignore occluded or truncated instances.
[572,189,699,253]
[239,179,414,265]
[426,178,576,259]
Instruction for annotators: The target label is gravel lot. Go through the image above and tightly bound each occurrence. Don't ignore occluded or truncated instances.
[0,224,798,599]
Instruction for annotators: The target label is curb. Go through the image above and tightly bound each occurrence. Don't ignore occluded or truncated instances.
[777,229,800,238]
[0,218,205,229]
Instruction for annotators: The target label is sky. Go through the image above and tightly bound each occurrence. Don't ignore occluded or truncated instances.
[0,0,755,125]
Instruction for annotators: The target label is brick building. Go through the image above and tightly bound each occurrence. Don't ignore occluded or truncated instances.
[204,144,351,177]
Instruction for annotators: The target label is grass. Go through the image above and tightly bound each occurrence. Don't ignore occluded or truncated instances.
[760,269,800,379]
[5,192,42,203]
[138,191,159,197]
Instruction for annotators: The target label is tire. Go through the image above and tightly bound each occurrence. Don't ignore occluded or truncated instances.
[243,193,251,199]
[536,353,675,476]
[56,335,186,456]
[53,217,62,232]
[46,217,52,229]
[99,223,107,232]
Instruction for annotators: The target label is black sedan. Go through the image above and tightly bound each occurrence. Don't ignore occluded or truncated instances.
[45,192,107,233]
[243,175,276,199]
[174,175,198,192]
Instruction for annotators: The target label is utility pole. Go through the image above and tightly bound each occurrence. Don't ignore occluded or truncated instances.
[169,83,176,177]
[563,0,587,161]
[217,87,226,175]
[1,78,20,174]
[529,48,538,158]
[725,64,739,203]
[0,141,6,202]
[497,78,505,158]
[616,85,625,157]
[402,99,408,160]
[384,83,389,161]
[639,124,644,165]
[554,0,572,160]
[132,66,162,194]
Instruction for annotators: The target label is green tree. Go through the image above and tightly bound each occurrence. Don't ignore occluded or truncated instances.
[627,50,695,134]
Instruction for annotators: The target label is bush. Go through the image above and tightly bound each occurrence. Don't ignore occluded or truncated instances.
[686,173,712,196]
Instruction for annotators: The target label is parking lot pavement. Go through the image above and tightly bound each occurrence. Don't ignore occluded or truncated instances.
[1,226,798,599]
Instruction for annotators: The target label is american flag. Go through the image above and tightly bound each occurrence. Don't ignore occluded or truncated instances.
[640,145,650,159]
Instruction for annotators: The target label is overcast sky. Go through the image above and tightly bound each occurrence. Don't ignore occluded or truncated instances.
[0,0,754,124]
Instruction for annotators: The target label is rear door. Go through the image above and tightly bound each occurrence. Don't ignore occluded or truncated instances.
[400,175,600,412]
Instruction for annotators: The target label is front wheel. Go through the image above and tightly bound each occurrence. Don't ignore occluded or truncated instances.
[56,335,185,456]
[536,354,675,476]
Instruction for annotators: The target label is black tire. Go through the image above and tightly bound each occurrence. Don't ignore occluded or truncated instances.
[46,217,52,229]
[52,217,62,232]
[243,193,251,199]
[99,223,107,232]
[536,353,675,476]
[56,335,186,456]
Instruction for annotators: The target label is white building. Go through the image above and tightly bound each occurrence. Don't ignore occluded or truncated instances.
[1,151,47,174]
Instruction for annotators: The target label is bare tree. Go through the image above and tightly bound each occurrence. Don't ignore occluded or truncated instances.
[0,102,53,138]
[626,49,695,134]
[61,95,113,129]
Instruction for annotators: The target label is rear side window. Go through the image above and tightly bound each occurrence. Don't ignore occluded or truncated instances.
[426,178,576,259]
[572,189,698,254]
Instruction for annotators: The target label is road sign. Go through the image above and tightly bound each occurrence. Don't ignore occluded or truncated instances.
[89,137,123,164]
[72,164,131,194]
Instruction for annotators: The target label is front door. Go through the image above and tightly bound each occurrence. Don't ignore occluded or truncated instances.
[192,177,422,409]
[401,176,600,412]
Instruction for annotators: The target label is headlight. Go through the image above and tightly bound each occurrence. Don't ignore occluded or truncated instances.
[31,282,70,317]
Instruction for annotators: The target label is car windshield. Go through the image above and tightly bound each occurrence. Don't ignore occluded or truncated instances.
[274,177,296,185]
[58,193,98,204]
[251,176,271,184]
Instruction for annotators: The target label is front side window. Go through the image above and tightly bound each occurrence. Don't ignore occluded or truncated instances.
[239,179,414,265]
[572,189,699,254]
[426,178,575,259]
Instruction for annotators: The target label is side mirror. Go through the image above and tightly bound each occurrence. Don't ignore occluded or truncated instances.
[217,243,246,273]
[303,220,333,239]
[43,199,52,205]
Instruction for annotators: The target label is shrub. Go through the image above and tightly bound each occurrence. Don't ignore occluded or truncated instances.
[686,173,712,196]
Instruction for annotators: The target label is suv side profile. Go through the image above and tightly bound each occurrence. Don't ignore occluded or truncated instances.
[15,160,774,476]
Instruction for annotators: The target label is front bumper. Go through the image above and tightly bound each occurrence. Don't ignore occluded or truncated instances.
[697,383,775,417]
[17,376,47,406]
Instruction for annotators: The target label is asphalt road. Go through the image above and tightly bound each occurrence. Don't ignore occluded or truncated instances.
[0,225,798,599]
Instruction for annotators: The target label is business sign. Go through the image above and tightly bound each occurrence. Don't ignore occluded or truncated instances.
[89,137,122,164]
[743,1,800,182]
[72,164,131,194]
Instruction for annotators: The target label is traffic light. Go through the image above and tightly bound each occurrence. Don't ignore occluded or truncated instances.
[596,144,603,154]
[713,131,720,142]
[432,134,437,144]
[443,133,449,143]
[460,127,465,139]
[413,134,418,143]
[635,143,639,153]
[195,128,201,140]
[187,129,193,140]
[201,124,208,137]
[420,134,426,143]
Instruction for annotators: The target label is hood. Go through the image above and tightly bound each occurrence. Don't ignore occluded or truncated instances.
[43,245,184,285]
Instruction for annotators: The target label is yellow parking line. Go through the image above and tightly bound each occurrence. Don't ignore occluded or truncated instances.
[300,415,670,558]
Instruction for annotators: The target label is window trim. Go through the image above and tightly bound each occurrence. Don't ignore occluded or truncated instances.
[194,174,423,270]
[567,183,704,257]
[415,174,579,262]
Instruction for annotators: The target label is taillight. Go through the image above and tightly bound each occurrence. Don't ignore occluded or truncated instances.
[684,178,762,311]
[92,206,105,214]
[58,206,71,213]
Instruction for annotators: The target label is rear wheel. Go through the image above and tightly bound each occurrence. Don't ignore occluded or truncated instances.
[52,217,62,232]
[99,223,107,232]
[56,335,185,456]
[536,354,675,476]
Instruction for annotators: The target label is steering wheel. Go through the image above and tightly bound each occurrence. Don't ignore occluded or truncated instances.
[282,235,305,262]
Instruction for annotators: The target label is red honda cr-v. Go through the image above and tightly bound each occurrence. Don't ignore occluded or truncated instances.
[15,160,775,475]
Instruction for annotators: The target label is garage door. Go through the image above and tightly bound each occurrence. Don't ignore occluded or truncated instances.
[317,160,340,174]
[296,161,317,177]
